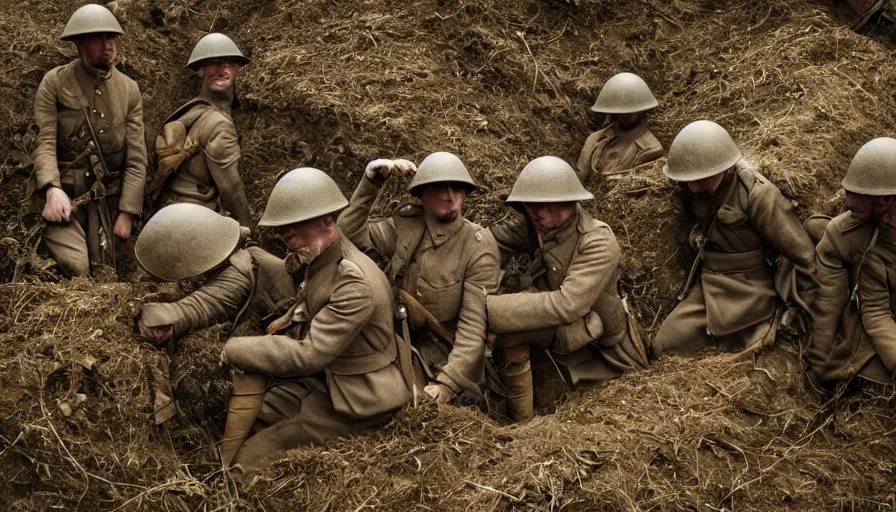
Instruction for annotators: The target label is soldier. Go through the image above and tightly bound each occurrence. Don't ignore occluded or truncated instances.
[487,156,649,422]
[339,152,500,405]
[856,217,896,386]
[33,4,147,276]
[217,167,411,471]
[135,203,294,349]
[149,33,252,227]
[575,72,664,186]
[806,138,896,388]
[652,120,816,356]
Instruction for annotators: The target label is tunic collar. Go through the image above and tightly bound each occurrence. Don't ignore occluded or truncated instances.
[424,210,464,248]
[199,84,235,112]
[306,233,345,274]
[77,58,113,82]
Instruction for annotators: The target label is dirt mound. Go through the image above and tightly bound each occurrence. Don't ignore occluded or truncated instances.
[2,0,896,509]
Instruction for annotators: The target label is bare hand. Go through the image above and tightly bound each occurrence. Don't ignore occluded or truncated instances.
[486,333,498,348]
[423,383,456,404]
[364,158,417,179]
[138,318,174,346]
[113,212,133,240]
[43,187,72,223]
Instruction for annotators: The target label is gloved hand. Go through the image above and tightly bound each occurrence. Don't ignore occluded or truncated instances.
[364,158,417,180]
[423,383,456,404]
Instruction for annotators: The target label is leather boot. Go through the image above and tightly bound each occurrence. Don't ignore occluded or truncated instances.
[220,372,267,468]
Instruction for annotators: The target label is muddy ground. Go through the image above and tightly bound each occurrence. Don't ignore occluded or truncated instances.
[1,0,895,510]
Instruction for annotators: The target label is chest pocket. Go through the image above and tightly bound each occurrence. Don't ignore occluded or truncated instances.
[716,205,749,226]
[416,275,463,323]
[57,86,87,143]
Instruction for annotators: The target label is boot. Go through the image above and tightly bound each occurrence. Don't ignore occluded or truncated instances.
[220,372,267,468]
[502,358,534,423]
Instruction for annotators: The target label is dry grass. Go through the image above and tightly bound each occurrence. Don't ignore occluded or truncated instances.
[2,0,896,509]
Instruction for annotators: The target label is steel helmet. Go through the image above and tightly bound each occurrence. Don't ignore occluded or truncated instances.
[842,137,896,196]
[186,33,250,70]
[135,203,242,281]
[590,72,659,114]
[408,152,478,196]
[259,167,349,227]
[506,156,594,205]
[60,4,123,41]
[663,120,742,182]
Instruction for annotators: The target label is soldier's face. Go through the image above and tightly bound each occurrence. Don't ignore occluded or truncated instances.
[846,191,874,221]
[201,60,242,92]
[523,202,576,234]
[420,183,468,223]
[76,33,118,70]
[611,112,644,131]
[686,173,725,195]
[279,216,336,262]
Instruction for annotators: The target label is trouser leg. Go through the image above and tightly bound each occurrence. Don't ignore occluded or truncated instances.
[652,282,714,356]
[41,219,89,277]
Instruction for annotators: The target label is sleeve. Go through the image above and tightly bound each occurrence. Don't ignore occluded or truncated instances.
[575,131,602,185]
[809,224,850,357]
[140,261,254,338]
[204,119,252,227]
[748,181,818,308]
[117,81,148,214]
[488,212,535,266]
[224,262,375,377]
[435,231,500,392]
[487,227,619,333]
[858,252,896,371]
[32,71,62,191]
[634,145,665,167]
[337,174,399,258]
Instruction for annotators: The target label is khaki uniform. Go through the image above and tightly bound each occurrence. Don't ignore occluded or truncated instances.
[488,205,648,387]
[140,246,296,336]
[224,235,411,469]
[33,59,147,275]
[575,121,664,185]
[653,162,817,355]
[855,224,896,384]
[805,212,883,384]
[156,89,252,227]
[338,175,500,400]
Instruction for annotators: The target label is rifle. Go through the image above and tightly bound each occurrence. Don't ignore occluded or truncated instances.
[79,108,117,270]
[677,173,738,301]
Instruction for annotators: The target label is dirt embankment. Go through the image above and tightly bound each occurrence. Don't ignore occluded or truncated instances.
[1,0,895,510]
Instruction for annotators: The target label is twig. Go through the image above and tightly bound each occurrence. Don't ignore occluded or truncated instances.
[464,480,521,502]
[516,31,539,93]
[39,386,90,508]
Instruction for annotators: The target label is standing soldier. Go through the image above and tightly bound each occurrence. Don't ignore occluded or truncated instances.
[219,167,411,471]
[487,156,649,422]
[149,33,252,227]
[575,72,664,186]
[33,4,147,276]
[339,152,500,405]
[653,120,816,356]
[807,138,896,388]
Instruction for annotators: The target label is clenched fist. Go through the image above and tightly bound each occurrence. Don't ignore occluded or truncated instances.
[364,158,417,180]
[43,186,73,223]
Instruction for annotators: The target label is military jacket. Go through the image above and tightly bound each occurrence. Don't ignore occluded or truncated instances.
[32,59,146,214]
[225,235,411,420]
[687,161,816,336]
[488,206,648,385]
[140,246,295,337]
[158,90,251,227]
[338,175,500,395]
[807,212,878,382]
[575,121,664,185]
[857,224,896,377]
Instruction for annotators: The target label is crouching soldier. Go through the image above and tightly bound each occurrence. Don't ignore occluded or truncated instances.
[217,167,411,471]
[148,33,252,227]
[33,4,147,276]
[807,138,896,388]
[487,156,650,422]
[653,120,817,356]
[339,152,500,406]
[575,72,664,186]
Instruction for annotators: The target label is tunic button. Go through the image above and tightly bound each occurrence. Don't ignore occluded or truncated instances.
[95,89,102,95]
[100,113,105,119]
[417,292,423,298]
[98,129,104,134]
[552,266,557,272]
